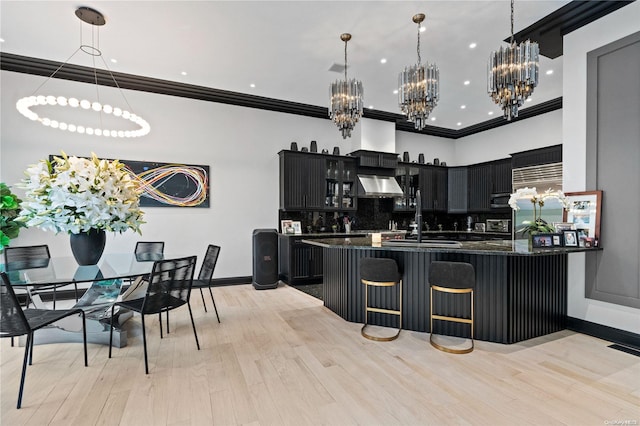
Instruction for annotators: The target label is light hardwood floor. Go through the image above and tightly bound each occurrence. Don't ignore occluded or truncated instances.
[1,283,639,426]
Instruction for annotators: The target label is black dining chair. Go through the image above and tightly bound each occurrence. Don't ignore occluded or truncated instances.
[108,256,199,374]
[0,272,88,409]
[191,245,221,322]
[134,241,164,258]
[3,245,79,309]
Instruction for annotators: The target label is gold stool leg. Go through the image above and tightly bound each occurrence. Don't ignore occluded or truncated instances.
[361,280,402,342]
[429,287,474,354]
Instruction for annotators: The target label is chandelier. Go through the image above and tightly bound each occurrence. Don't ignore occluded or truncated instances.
[488,0,539,121]
[15,7,150,138]
[398,13,439,131]
[329,33,363,139]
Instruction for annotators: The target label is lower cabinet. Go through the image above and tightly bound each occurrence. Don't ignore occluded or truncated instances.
[279,235,323,285]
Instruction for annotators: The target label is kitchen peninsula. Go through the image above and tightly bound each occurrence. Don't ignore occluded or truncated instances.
[305,236,598,344]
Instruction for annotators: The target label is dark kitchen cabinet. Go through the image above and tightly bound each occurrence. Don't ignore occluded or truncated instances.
[448,167,468,213]
[279,151,325,210]
[492,158,512,194]
[467,163,492,212]
[420,166,448,212]
[324,157,358,211]
[278,235,323,285]
[394,163,421,211]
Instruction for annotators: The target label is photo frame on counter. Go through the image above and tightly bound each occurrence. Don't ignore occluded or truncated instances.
[563,230,579,247]
[531,234,554,248]
[280,220,294,234]
[292,221,302,235]
[563,190,602,240]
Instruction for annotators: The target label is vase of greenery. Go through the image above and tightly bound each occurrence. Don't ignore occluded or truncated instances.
[17,152,145,265]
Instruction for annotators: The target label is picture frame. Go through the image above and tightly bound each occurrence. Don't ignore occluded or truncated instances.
[552,222,574,232]
[563,190,602,240]
[280,220,293,234]
[531,233,555,248]
[563,230,579,247]
[552,234,563,247]
[292,221,302,235]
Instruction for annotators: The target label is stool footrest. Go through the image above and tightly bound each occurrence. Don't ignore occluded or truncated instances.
[429,333,474,354]
[361,324,401,342]
[366,307,401,316]
[431,314,473,325]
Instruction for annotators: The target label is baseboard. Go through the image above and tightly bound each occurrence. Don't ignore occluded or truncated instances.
[567,317,640,350]
[211,276,252,286]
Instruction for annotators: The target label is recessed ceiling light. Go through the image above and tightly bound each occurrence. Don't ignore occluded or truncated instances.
[457,122,462,126]
[369,105,374,109]
[526,98,532,102]
[380,58,387,64]
[460,105,466,109]
[488,111,494,115]
[420,27,426,33]
[546,69,554,75]
[469,42,477,49]
[464,80,470,85]
[250,83,256,88]
[0,38,5,43]
[393,89,398,95]
[110,58,117,63]
[181,71,187,76]
[430,117,436,121]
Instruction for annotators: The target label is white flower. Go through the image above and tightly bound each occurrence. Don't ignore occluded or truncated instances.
[17,152,145,234]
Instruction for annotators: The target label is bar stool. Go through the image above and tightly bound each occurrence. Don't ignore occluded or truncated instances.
[360,257,402,341]
[429,261,475,354]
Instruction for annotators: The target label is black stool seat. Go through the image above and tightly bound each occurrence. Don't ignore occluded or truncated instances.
[429,261,475,354]
[360,258,402,341]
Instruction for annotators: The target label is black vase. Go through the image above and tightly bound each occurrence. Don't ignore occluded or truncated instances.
[70,229,106,265]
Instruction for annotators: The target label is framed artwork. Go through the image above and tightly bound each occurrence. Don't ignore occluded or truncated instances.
[292,221,302,235]
[563,190,602,240]
[563,230,579,247]
[280,220,293,234]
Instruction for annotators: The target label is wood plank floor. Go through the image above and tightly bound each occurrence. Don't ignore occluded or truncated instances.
[1,283,639,425]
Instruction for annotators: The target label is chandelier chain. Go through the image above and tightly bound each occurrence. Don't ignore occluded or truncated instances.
[344,39,348,80]
[510,0,515,45]
[416,21,422,65]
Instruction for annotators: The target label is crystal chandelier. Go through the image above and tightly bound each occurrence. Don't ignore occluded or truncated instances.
[488,0,539,121]
[398,13,439,131]
[15,7,150,138]
[329,33,363,139]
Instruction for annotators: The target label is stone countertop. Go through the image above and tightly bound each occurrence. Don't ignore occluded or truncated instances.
[302,236,601,256]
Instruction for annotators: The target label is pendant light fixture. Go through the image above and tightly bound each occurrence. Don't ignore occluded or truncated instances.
[398,13,439,131]
[15,7,150,138]
[329,33,363,139]
[488,0,539,121]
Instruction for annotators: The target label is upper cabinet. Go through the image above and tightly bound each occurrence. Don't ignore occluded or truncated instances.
[420,166,448,212]
[467,163,492,212]
[394,163,421,211]
[279,151,357,211]
[491,158,513,194]
[448,167,468,213]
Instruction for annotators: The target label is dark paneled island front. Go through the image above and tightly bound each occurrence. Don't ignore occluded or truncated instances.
[304,237,598,344]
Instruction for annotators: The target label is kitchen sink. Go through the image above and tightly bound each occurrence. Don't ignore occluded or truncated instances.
[381,239,462,248]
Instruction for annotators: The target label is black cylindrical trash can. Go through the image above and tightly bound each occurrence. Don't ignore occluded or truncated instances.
[252,229,279,290]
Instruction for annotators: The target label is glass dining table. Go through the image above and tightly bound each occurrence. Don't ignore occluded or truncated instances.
[2,253,165,348]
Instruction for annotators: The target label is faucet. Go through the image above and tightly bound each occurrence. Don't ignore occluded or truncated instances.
[415,189,422,243]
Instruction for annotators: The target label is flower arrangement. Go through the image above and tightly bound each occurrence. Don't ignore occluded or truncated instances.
[0,183,25,250]
[509,187,570,235]
[17,152,145,235]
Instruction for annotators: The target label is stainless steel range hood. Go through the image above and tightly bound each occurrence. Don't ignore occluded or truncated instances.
[357,175,404,198]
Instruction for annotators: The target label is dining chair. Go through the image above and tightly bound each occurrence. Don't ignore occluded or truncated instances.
[109,255,199,374]
[0,272,88,409]
[3,245,78,309]
[134,241,164,257]
[191,244,221,322]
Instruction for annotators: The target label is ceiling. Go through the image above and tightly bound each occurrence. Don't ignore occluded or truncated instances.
[1,1,573,131]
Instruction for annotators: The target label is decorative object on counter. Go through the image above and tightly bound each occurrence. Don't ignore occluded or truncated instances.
[562,230,579,247]
[433,158,440,165]
[15,7,150,139]
[290,141,298,151]
[17,152,145,265]
[322,149,329,154]
[301,147,309,152]
[418,153,425,164]
[488,0,539,121]
[310,140,317,152]
[509,187,569,236]
[292,221,302,235]
[329,33,363,139]
[0,183,25,251]
[333,146,340,155]
[531,233,562,248]
[440,162,446,166]
[398,13,439,130]
[563,190,602,242]
[280,220,294,234]
[403,152,410,162]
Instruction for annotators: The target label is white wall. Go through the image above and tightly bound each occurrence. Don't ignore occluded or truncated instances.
[359,118,396,153]
[1,70,346,279]
[563,2,640,333]
[395,131,456,165]
[454,109,563,165]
